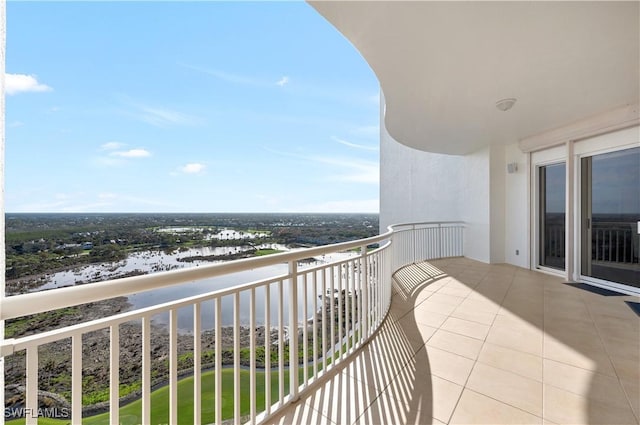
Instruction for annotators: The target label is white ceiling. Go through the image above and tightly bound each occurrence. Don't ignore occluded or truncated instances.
[310,1,640,155]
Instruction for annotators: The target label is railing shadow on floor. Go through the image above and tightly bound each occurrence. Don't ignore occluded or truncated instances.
[264,262,451,425]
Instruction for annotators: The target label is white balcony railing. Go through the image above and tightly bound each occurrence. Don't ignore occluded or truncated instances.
[0,221,464,425]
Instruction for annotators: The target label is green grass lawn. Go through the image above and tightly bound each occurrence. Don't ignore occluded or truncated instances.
[254,249,284,256]
[6,336,354,425]
[7,367,311,425]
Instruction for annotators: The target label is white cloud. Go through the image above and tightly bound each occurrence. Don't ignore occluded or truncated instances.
[8,121,24,128]
[100,142,125,151]
[332,136,378,151]
[5,73,52,95]
[276,76,289,87]
[177,163,206,174]
[110,148,151,158]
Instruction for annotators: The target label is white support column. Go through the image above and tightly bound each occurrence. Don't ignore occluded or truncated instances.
[361,245,369,339]
[193,303,202,425]
[288,261,299,401]
[25,348,38,425]
[566,141,576,281]
[169,309,178,425]
[142,316,151,425]
[109,325,120,425]
[71,334,83,423]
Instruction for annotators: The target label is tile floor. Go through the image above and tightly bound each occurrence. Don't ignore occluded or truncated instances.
[264,257,640,425]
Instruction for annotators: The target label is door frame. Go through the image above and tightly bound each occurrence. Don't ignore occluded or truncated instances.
[530,126,640,295]
[575,140,640,296]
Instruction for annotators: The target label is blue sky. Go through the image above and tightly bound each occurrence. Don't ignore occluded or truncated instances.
[5,1,380,213]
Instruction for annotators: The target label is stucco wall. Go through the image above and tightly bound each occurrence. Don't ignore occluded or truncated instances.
[380,95,532,266]
[504,143,529,268]
[489,145,506,263]
[379,106,464,232]
[459,146,491,263]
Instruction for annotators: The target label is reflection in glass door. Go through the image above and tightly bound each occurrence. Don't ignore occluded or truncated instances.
[581,147,640,288]
[539,163,566,270]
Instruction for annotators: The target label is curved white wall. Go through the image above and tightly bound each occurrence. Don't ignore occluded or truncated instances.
[380,93,529,266]
[379,101,463,231]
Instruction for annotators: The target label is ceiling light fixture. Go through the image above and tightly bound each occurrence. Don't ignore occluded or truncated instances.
[496,98,517,112]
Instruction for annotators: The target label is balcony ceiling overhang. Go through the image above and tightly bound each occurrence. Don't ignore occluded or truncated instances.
[310,1,640,155]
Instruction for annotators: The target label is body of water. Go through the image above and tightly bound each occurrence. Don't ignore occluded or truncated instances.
[37,244,357,332]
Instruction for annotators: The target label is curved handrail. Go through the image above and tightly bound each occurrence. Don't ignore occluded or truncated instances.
[0,221,462,320]
[0,220,465,425]
[1,226,390,321]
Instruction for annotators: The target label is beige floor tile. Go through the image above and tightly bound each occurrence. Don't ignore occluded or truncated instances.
[400,372,464,423]
[543,335,617,377]
[270,259,640,425]
[265,401,335,425]
[441,316,490,340]
[428,292,465,307]
[466,362,543,416]
[415,299,457,316]
[545,298,592,322]
[396,315,438,352]
[493,312,541,330]
[422,278,449,292]
[497,307,544,328]
[544,327,606,355]
[621,378,640,421]
[543,316,600,337]
[468,286,509,304]
[366,330,414,381]
[543,358,629,408]
[544,384,638,425]
[477,342,543,381]
[338,346,394,392]
[411,309,449,328]
[426,329,483,360]
[450,305,496,326]
[502,291,544,308]
[438,285,473,298]
[458,297,501,314]
[387,297,414,322]
[596,320,640,343]
[414,288,436,304]
[354,388,440,425]
[303,371,378,425]
[606,335,640,361]
[486,321,543,356]
[611,354,640,383]
[420,344,475,385]
[450,389,542,424]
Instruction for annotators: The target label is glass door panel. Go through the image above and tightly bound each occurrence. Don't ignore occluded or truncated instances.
[540,163,566,270]
[581,147,640,287]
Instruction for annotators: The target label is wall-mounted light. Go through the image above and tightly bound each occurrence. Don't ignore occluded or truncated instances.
[507,162,518,173]
[496,98,517,112]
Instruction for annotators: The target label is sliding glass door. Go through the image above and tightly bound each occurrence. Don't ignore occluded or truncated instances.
[581,147,640,288]
[539,163,566,270]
